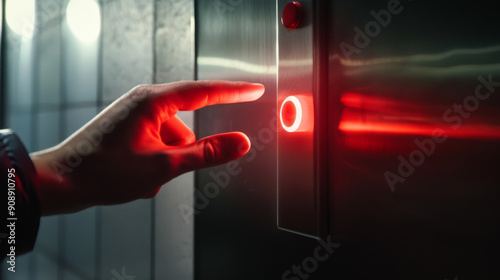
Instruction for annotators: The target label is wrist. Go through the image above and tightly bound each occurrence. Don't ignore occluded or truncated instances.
[30,147,82,216]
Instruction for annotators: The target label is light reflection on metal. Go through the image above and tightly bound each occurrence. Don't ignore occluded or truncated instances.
[338,92,500,139]
[332,44,500,67]
[197,57,313,74]
[198,57,276,74]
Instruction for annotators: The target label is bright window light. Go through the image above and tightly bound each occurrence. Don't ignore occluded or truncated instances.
[66,0,101,42]
[6,0,36,39]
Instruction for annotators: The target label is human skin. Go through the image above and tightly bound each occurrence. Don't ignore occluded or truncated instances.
[30,80,265,216]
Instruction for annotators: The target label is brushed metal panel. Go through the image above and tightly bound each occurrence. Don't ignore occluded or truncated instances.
[277,0,328,239]
[197,0,500,279]
[326,0,500,278]
[196,1,326,279]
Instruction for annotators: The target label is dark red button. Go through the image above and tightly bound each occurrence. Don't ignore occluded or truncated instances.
[281,99,297,127]
[281,2,302,30]
[280,96,303,132]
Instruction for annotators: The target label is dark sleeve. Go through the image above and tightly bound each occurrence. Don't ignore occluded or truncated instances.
[0,129,41,259]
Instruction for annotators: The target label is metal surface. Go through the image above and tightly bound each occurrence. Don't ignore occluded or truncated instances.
[277,0,327,239]
[326,0,500,278]
[195,1,327,279]
[196,0,500,279]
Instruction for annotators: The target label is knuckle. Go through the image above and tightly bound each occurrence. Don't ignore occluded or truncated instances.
[128,85,151,103]
[186,131,196,143]
[203,138,219,165]
[124,85,157,117]
[127,84,178,120]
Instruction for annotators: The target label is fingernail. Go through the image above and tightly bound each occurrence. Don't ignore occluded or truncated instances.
[250,83,265,92]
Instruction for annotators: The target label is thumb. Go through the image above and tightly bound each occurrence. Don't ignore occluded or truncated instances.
[169,132,251,177]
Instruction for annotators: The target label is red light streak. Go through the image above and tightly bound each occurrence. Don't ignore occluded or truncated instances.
[338,92,500,139]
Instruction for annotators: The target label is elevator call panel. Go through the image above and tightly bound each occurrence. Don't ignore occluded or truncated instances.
[277,0,327,239]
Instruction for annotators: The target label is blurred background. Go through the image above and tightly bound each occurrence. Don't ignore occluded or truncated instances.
[1,0,194,279]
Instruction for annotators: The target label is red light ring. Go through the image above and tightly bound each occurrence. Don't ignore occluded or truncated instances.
[280,96,302,132]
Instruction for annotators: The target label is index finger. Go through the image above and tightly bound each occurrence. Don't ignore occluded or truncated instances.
[146,80,265,121]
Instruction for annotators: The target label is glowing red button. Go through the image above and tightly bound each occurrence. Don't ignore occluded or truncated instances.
[280,96,302,132]
[281,1,302,30]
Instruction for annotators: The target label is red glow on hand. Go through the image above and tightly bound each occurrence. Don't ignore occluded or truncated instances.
[134,81,264,171]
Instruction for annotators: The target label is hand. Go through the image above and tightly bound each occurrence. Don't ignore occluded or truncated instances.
[30,80,265,215]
